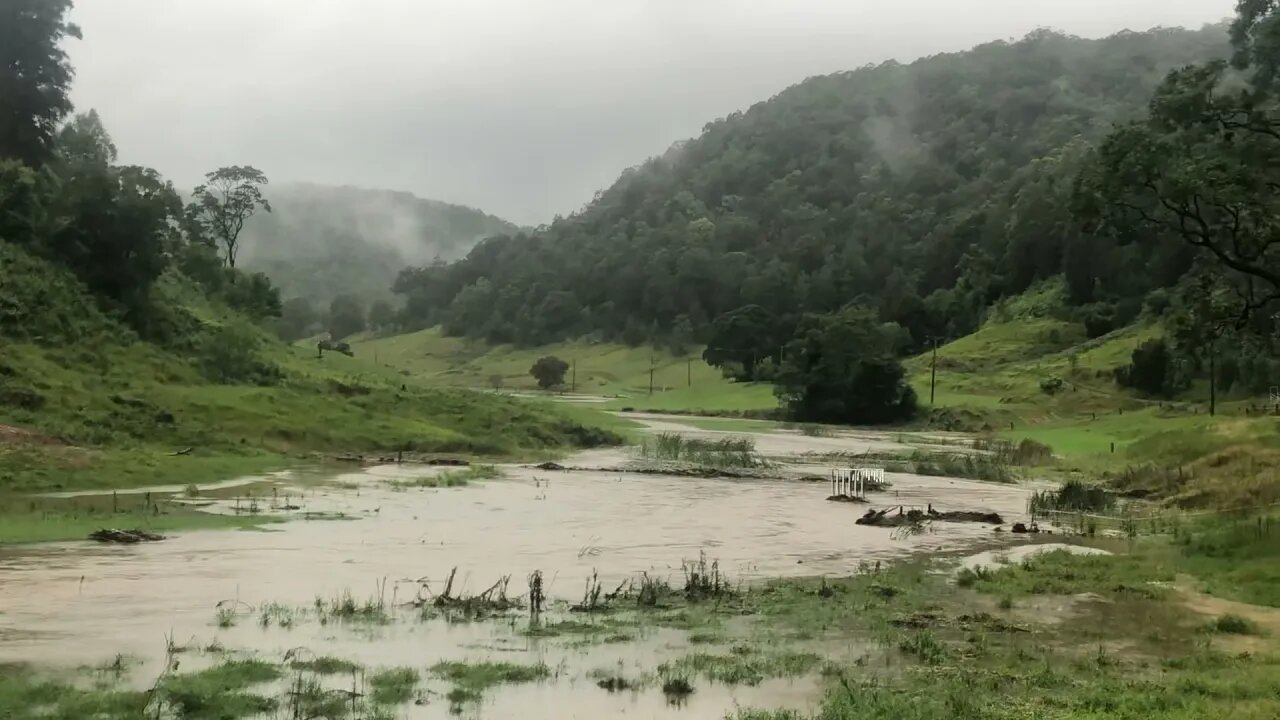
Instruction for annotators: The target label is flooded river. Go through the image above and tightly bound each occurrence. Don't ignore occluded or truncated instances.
[0,414,1039,718]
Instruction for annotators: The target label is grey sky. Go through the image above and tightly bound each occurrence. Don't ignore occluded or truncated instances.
[68,0,1233,226]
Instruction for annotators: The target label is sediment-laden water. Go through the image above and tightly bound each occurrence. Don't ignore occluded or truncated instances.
[0,414,1039,718]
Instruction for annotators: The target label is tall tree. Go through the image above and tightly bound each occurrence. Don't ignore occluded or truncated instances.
[774,307,917,424]
[188,166,271,268]
[45,112,180,328]
[0,0,80,164]
[1077,4,1280,329]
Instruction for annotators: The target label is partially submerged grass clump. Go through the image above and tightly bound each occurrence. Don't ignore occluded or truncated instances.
[386,464,501,490]
[973,436,1054,465]
[369,667,419,705]
[288,655,362,675]
[431,660,549,710]
[1028,479,1117,515]
[316,588,390,624]
[152,659,281,719]
[640,433,765,469]
[661,647,822,686]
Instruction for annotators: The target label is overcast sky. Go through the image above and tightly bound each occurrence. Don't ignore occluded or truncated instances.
[67,0,1233,226]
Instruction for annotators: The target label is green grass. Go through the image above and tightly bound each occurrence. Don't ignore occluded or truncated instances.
[368,667,419,705]
[1211,614,1261,635]
[0,504,279,545]
[661,648,822,686]
[289,656,362,675]
[0,248,628,542]
[349,326,779,414]
[967,549,1173,599]
[0,253,625,491]
[156,660,281,720]
[430,660,549,709]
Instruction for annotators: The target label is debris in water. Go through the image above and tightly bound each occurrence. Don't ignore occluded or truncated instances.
[855,506,1003,527]
[89,528,165,544]
[533,461,566,471]
[826,494,869,503]
[1011,522,1040,534]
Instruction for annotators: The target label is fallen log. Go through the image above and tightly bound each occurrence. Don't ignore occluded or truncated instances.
[89,528,165,544]
[855,506,1003,527]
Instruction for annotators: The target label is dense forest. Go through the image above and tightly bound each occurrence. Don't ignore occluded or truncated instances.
[395,25,1231,351]
[392,18,1280,421]
[238,183,518,329]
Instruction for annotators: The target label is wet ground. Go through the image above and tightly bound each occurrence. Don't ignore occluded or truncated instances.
[0,413,1041,718]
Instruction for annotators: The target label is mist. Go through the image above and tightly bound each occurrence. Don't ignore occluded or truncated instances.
[66,0,1233,225]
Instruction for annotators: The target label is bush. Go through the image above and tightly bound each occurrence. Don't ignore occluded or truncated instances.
[1039,376,1064,395]
[1115,338,1182,397]
[199,324,281,385]
[529,356,569,390]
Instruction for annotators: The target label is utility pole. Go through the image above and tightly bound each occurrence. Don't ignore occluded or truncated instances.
[930,337,939,406]
[687,359,692,388]
[649,365,655,396]
[571,359,576,394]
[1209,346,1216,417]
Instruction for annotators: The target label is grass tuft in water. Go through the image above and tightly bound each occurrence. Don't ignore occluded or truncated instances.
[431,660,549,710]
[288,656,362,675]
[369,667,419,705]
[640,433,765,469]
[385,464,502,490]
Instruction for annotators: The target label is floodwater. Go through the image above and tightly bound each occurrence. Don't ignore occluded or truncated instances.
[0,413,1038,718]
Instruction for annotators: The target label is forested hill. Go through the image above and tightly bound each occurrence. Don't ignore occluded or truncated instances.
[239,183,519,308]
[395,24,1229,349]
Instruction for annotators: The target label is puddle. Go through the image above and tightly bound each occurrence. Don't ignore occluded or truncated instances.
[0,414,1040,718]
[953,543,1110,573]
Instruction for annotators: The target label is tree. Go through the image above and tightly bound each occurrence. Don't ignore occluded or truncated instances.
[44,112,180,329]
[529,356,569,390]
[0,0,80,164]
[1076,5,1280,330]
[223,271,282,321]
[188,166,271,268]
[328,294,365,339]
[703,305,779,381]
[774,307,917,424]
[367,299,395,331]
[277,297,317,341]
[1116,338,1178,397]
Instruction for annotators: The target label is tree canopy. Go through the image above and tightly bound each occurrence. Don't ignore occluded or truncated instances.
[394,25,1228,350]
[0,0,80,164]
[188,166,272,269]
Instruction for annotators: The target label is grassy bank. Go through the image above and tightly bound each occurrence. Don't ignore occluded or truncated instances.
[0,246,628,543]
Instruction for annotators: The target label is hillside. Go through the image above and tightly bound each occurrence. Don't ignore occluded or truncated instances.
[238,183,519,309]
[0,240,622,492]
[394,24,1229,349]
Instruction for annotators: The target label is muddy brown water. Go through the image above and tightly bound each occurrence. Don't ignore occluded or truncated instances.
[0,414,1038,718]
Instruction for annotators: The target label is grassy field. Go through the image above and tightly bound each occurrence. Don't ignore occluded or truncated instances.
[350,327,781,413]
[0,247,629,542]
